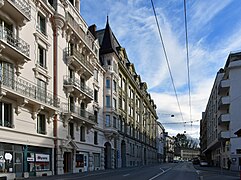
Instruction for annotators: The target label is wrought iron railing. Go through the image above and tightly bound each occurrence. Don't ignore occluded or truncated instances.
[0,25,30,57]
[63,75,93,98]
[62,103,96,123]
[9,0,31,19]
[64,48,94,73]
[66,13,97,56]
[0,68,60,107]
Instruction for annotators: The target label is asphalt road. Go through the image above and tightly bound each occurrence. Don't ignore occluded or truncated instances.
[29,162,241,180]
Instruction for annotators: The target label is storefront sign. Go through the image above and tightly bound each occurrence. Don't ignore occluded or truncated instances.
[36,154,49,162]
[27,157,35,162]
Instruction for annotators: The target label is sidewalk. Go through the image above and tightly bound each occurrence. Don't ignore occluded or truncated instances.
[194,164,240,177]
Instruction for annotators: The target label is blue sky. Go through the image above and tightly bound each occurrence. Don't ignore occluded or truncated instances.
[81,0,241,138]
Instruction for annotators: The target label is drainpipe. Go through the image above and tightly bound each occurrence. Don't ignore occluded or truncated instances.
[53,27,58,175]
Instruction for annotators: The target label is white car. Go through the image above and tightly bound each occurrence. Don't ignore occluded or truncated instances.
[200,160,208,166]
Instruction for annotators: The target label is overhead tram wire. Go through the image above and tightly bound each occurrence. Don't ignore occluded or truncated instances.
[150,0,185,124]
[184,0,192,131]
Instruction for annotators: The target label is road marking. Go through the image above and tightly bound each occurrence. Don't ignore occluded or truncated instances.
[160,168,164,172]
[123,173,130,177]
[148,168,172,180]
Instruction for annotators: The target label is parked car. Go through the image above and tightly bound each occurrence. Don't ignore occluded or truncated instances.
[192,158,200,165]
[200,160,208,166]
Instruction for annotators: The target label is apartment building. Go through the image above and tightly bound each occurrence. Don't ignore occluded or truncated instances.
[95,19,159,168]
[157,122,165,163]
[164,133,174,163]
[0,0,105,179]
[0,0,161,179]
[201,51,241,171]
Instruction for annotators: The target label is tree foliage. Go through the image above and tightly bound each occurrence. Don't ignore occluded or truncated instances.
[173,133,198,149]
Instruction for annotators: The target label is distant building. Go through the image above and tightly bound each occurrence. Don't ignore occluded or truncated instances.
[201,51,241,171]
[157,122,165,163]
[180,148,200,161]
[164,133,174,162]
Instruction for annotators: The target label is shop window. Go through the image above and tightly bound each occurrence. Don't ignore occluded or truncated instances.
[0,151,13,173]
[37,13,46,35]
[38,45,47,69]
[94,131,98,145]
[80,126,85,142]
[76,154,84,167]
[37,114,46,134]
[35,153,50,171]
[0,102,13,128]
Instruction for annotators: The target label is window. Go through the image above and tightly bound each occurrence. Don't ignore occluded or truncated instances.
[94,110,98,123]
[113,80,117,92]
[80,126,85,141]
[94,69,98,81]
[113,98,117,110]
[106,96,111,107]
[37,13,46,35]
[106,115,110,127]
[94,131,98,145]
[94,89,98,102]
[38,45,46,68]
[37,114,46,134]
[106,79,110,89]
[69,122,74,139]
[113,116,116,128]
[119,97,122,109]
[37,79,47,102]
[0,102,12,128]
[107,59,111,65]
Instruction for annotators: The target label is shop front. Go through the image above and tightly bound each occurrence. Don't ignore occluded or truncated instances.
[0,142,52,179]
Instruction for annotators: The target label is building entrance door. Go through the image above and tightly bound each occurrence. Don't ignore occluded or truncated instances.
[15,152,23,178]
[63,152,72,173]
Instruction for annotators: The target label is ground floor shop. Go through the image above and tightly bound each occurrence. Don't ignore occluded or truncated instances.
[0,142,53,180]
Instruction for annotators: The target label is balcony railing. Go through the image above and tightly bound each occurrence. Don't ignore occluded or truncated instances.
[65,48,94,73]
[62,103,96,123]
[1,69,60,107]
[66,13,97,55]
[0,25,30,57]
[63,76,93,98]
[9,0,31,19]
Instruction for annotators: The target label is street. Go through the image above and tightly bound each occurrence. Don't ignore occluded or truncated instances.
[28,162,241,180]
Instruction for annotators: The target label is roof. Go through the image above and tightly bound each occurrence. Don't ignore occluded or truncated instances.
[96,16,121,55]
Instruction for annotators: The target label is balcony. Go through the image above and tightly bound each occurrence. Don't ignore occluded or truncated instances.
[104,122,118,140]
[218,96,230,110]
[0,0,31,26]
[218,131,230,140]
[65,13,98,56]
[63,76,93,102]
[64,48,94,79]
[218,113,230,125]
[61,103,96,127]
[0,25,30,65]
[0,69,60,113]
[218,79,230,95]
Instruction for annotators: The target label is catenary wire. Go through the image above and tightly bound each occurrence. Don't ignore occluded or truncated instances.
[184,0,193,130]
[151,0,184,123]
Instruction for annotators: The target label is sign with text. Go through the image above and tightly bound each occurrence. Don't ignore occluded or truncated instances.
[35,154,50,162]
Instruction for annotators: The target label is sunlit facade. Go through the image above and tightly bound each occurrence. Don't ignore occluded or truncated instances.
[201,51,241,171]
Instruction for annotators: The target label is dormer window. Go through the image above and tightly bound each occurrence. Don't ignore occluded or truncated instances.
[107,59,111,65]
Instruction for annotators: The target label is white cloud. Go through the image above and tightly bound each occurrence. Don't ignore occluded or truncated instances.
[81,0,241,138]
